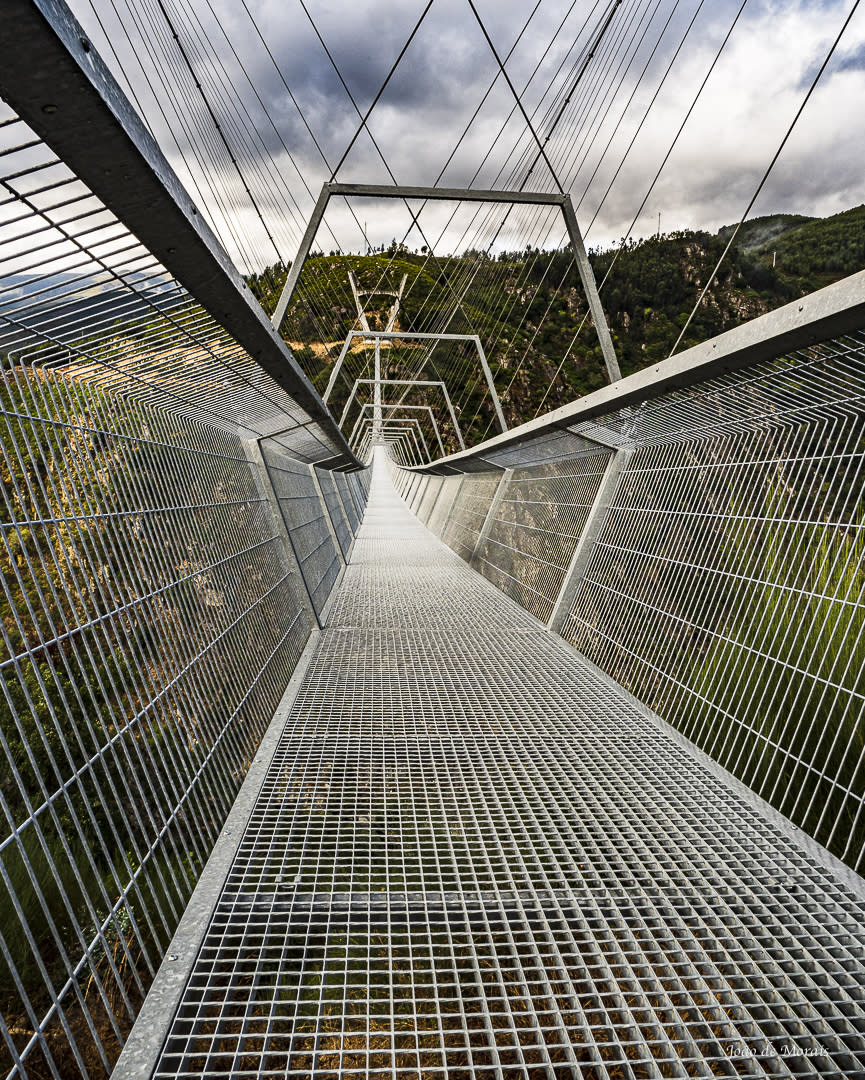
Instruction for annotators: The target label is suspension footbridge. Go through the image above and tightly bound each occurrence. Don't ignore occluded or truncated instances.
[1,0,864,1078]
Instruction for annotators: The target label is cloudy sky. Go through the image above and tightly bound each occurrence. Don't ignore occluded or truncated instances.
[71,0,865,270]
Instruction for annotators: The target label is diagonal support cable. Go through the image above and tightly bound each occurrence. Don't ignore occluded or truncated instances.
[465,0,564,194]
[669,0,863,357]
[329,0,436,181]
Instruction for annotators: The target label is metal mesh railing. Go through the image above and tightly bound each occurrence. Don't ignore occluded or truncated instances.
[314,468,353,560]
[147,455,865,1080]
[331,472,362,539]
[404,330,865,875]
[258,447,343,618]
[566,339,865,872]
[2,3,864,1075]
[440,474,504,563]
[0,92,365,1080]
[475,453,613,624]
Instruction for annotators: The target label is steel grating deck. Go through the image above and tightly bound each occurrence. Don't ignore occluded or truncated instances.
[151,455,865,1079]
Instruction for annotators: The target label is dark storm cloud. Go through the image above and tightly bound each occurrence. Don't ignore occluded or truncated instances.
[202,0,518,190]
[234,0,495,116]
[69,0,865,260]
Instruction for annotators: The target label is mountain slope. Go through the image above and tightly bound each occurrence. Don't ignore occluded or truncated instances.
[249,205,865,442]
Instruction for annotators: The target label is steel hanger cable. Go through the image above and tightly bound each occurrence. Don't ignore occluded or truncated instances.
[670,0,863,357]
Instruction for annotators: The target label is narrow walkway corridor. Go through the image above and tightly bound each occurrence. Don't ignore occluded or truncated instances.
[152,453,865,1079]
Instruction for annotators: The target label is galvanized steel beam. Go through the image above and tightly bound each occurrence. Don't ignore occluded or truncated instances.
[561,195,621,383]
[325,329,507,434]
[273,182,619,401]
[339,379,466,450]
[350,403,444,459]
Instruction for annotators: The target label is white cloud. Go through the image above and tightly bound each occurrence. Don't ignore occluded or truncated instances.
[69,0,865,267]
[578,0,865,244]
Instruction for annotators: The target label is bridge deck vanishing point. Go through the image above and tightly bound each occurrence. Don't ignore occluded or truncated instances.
[133,451,865,1080]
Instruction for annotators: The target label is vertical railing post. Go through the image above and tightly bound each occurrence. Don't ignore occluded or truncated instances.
[546,447,633,634]
[373,338,382,441]
[561,194,621,384]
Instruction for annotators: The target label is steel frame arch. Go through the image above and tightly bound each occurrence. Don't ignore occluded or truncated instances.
[339,377,466,450]
[270,181,621,388]
[349,402,446,458]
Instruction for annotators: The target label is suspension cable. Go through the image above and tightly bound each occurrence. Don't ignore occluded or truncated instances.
[669,0,863,356]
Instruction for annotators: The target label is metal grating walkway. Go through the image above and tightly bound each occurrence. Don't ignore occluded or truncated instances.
[151,452,865,1079]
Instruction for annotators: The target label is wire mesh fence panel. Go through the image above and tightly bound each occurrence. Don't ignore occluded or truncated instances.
[259,445,342,619]
[426,476,464,538]
[440,474,503,562]
[390,467,414,501]
[355,468,372,498]
[351,472,371,521]
[399,472,417,508]
[560,335,865,872]
[407,474,427,515]
[332,472,362,537]
[474,452,613,624]
[314,467,353,560]
[416,475,445,526]
[0,92,345,1079]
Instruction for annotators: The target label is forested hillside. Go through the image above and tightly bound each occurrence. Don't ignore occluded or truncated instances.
[249,204,865,431]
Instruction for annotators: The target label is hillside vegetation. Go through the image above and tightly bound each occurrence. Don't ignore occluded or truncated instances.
[249,205,865,435]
